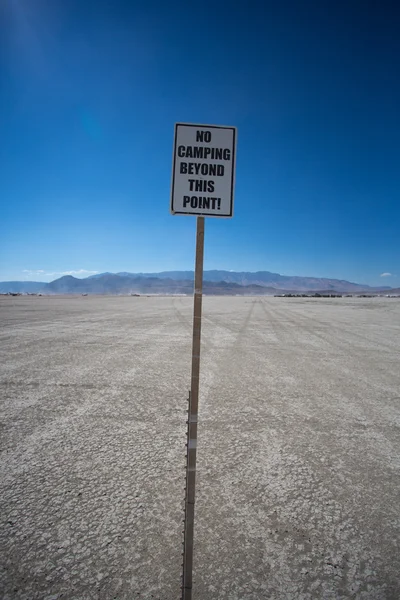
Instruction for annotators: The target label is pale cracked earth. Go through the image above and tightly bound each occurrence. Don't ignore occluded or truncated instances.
[0,296,399,600]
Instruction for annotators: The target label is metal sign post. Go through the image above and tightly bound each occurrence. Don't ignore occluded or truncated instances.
[182,216,204,600]
[171,122,236,599]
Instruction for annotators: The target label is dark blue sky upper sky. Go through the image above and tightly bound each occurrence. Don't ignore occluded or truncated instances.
[1,0,399,285]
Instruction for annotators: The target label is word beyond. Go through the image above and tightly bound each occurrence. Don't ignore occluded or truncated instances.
[171,123,236,217]
[180,162,225,176]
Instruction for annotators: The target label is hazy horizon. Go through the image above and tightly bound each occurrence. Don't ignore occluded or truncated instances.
[1,268,397,289]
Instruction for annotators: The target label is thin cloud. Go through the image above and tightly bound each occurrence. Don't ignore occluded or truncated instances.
[22,269,99,278]
[380,272,393,277]
[57,270,99,276]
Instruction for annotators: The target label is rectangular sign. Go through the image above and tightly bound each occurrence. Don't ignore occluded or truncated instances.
[171,123,236,217]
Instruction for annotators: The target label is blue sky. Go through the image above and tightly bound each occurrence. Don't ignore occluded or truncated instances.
[0,0,399,286]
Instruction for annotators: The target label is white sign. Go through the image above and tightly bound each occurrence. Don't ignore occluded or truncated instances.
[171,123,236,217]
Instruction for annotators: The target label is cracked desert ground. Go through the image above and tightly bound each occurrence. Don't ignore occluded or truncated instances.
[1,295,399,600]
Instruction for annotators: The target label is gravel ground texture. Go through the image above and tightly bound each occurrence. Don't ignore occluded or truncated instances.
[0,295,399,600]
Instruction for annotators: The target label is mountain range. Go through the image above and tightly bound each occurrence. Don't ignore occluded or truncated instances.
[0,271,395,295]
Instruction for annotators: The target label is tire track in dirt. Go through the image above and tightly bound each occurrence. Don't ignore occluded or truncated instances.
[268,300,400,387]
[278,300,399,352]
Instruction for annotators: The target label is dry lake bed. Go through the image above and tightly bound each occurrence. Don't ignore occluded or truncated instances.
[0,296,399,600]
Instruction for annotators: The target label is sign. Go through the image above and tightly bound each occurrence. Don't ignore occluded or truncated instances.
[171,123,236,217]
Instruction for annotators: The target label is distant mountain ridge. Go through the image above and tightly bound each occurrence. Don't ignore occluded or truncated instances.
[90,270,391,292]
[0,270,393,295]
[0,276,275,296]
